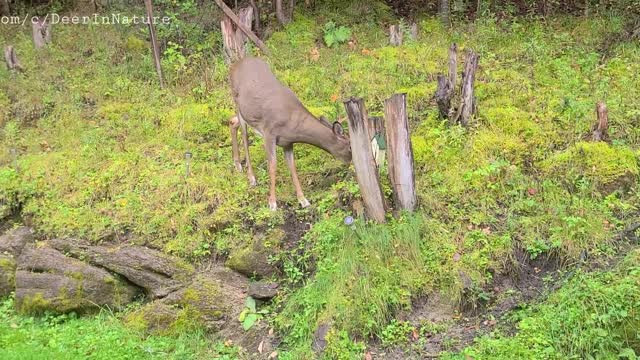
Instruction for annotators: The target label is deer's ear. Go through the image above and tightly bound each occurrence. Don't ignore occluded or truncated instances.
[332,122,344,136]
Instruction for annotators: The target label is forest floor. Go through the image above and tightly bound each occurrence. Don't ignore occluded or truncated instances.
[1,1,640,359]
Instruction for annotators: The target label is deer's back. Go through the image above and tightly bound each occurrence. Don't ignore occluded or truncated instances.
[230,57,305,132]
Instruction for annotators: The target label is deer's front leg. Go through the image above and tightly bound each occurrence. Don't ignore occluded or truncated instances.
[264,136,278,211]
[284,145,310,208]
[239,115,257,186]
[229,115,242,172]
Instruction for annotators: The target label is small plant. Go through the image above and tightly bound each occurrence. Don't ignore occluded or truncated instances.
[322,22,352,48]
[380,320,415,347]
[238,297,268,330]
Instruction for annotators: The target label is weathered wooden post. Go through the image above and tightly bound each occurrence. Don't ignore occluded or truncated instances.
[592,102,609,142]
[435,43,457,120]
[409,22,419,41]
[221,16,238,64]
[143,0,165,89]
[384,93,416,212]
[31,17,52,49]
[4,46,23,72]
[390,25,403,46]
[222,7,254,64]
[344,98,386,223]
[454,50,479,127]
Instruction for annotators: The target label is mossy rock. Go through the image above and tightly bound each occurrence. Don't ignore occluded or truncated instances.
[15,245,140,314]
[0,256,16,297]
[540,142,639,192]
[126,267,248,336]
[0,226,34,297]
[225,229,284,279]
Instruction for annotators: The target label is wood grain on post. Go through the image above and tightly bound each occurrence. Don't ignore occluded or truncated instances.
[213,0,270,55]
[344,98,387,223]
[236,7,254,53]
[455,50,479,127]
[384,94,416,212]
[593,101,609,142]
[143,0,165,89]
[435,43,457,120]
[390,25,403,46]
[4,46,23,72]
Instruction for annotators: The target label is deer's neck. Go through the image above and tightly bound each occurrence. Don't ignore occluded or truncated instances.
[294,114,343,157]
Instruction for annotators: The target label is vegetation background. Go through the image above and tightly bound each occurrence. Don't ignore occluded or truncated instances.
[1,0,639,359]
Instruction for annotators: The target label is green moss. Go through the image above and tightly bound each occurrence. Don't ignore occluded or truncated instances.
[17,292,52,314]
[541,142,639,190]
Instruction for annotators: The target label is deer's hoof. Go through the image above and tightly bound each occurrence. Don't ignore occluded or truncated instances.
[248,176,257,187]
[299,198,311,208]
[268,200,278,211]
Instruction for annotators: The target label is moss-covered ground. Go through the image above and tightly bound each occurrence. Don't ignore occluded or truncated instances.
[1,0,639,358]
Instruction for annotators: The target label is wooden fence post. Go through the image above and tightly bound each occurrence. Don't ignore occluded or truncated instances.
[32,17,52,49]
[143,0,165,89]
[384,93,416,212]
[435,43,457,121]
[344,98,386,223]
[454,50,479,127]
[390,25,403,46]
[592,101,609,142]
[4,46,23,72]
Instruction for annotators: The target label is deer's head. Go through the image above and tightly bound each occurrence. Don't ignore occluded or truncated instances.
[320,116,352,164]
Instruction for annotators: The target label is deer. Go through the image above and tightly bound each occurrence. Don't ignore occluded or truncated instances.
[229,57,352,211]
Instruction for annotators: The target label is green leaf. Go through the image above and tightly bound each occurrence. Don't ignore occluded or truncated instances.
[245,296,256,313]
[242,313,259,331]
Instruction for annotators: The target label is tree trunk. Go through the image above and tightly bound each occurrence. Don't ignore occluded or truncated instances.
[389,25,403,46]
[439,0,450,27]
[143,0,164,89]
[0,0,9,16]
[288,0,295,22]
[384,94,416,212]
[32,17,52,49]
[592,102,609,142]
[235,7,254,52]
[4,46,23,72]
[344,97,387,223]
[249,0,261,35]
[454,50,479,127]
[275,0,287,25]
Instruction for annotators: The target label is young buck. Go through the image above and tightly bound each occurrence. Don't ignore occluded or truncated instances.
[229,57,352,211]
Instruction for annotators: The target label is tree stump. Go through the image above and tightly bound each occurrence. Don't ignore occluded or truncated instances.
[222,7,254,65]
[409,22,419,41]
[4,46,23,72]
[213,0,269,55]
[592,102,609,142]
[344,98,386,223]
[143,0,164,89]
[390,25,403,46]
[435,43,457,120]
[384,94,416,212]
[454,50,479,127]
[31,17,52,49]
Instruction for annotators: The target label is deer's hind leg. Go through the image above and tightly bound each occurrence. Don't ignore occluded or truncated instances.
[284,145,310,208]
[239,114,257,187]
[229,115,242,172]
